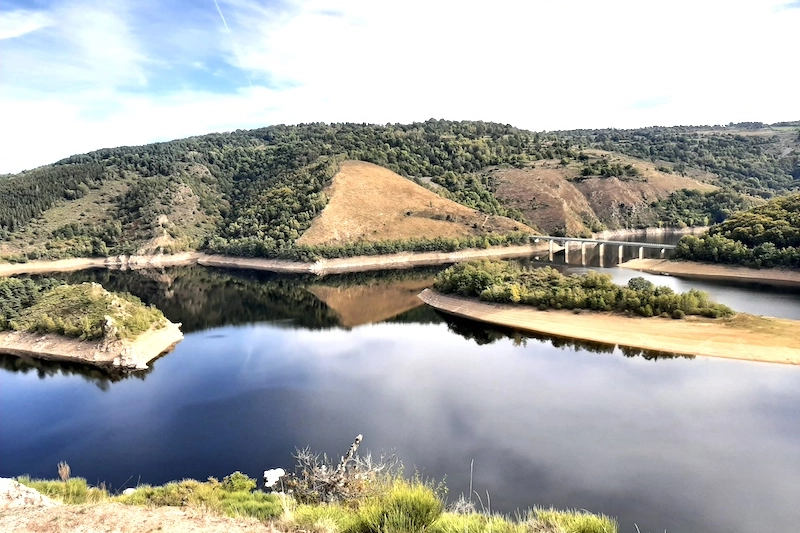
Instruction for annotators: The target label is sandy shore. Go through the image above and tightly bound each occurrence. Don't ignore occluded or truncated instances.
[0,253,203,277]
[0,321,184,371]
[418,289,800,365]
[0,245,550,277]
[621,258,800,285]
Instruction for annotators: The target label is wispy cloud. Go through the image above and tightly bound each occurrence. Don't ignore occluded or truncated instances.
[1,0,799,174]
[0,9,53,40]
[779,0,800,9]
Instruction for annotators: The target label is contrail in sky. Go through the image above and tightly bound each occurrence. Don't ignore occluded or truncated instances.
[212,0,254,87]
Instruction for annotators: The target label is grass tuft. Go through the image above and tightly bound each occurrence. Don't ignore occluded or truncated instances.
[528,507,618,533]
[17,476,110,504]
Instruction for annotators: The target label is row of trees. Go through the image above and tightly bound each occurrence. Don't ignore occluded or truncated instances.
[435,260,734,318]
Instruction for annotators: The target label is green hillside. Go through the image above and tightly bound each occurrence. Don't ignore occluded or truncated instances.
[676,193,800,267]
[1,120,798,261]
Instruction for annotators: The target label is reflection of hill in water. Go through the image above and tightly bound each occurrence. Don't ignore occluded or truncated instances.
[309,276,434,327]
[39,266,445,332]
[0,353,153,390]
[442,313,694,361]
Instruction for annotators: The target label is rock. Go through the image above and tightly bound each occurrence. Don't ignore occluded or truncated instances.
[122,488,136,496]
[0,478,60,509]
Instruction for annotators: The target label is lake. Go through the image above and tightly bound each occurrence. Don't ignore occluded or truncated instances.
[1,240,799,533]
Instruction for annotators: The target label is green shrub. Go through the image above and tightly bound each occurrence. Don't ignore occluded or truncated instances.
[117,476,282,521]
[672,309,685,319]
[222,471,257,493]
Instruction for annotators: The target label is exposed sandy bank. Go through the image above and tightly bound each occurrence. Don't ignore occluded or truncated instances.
[418,289,800,365]
[0,253,202,277]
[307,244,550,275]
[1,245,549,277]
[621,258,800,286]
[0,321,183,371]
[593,226,708,240]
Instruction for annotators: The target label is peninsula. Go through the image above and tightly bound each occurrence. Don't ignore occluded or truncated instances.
[420,260,800,365]
[0,280,182,371]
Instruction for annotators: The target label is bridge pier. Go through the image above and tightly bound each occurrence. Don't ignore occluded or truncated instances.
[639,246,644,260]
[618,245,624,265]
[598,243,605,268]
[564,241,570,264]
[581,242,587,266]
[549,240,554,262]
[660,248,666,259]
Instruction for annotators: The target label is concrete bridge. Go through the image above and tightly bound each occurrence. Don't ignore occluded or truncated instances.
[531,235,677,266]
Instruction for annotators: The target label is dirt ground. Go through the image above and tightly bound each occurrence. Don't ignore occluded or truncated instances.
[0,502,278,533]
[419,290,800,365]
[0,478,277,533]
[297,160,532,246]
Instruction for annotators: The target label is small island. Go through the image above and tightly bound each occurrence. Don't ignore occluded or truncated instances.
[0,279,183,371]
[419,260,800,365]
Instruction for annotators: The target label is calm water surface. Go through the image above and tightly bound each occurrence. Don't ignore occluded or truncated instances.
[2,241,800,533]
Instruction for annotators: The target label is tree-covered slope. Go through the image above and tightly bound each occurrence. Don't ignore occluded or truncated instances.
[676,193,800,268]
[1,120,797,261]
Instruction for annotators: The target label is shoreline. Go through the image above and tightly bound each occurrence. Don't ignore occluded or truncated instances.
[620,258,800,286]
[0,245,551,277]
[418,289,800,365]
[592,226,708,240]
[0,321,184,371]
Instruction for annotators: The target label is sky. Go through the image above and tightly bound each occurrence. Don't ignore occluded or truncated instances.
[1,0,799,174]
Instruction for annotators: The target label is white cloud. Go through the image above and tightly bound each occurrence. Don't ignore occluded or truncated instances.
[0,9,53,40]
[1,0,799,174]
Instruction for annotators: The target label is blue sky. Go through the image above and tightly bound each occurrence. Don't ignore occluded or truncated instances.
[1,0,799,173]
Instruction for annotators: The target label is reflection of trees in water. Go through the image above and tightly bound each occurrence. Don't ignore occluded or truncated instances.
[0,353,151,391]
[34,266,448,332]
[33,267,340,332]
[442,313,694,360]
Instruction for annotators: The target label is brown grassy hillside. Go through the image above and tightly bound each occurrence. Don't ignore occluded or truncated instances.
[297,161,534,246]
[493,151,716,235]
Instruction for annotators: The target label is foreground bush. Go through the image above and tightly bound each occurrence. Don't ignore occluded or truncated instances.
[117,475,283,521]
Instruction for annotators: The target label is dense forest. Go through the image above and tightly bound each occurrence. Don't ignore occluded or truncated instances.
[676,193,800,267]
[435,260,734,318]
[1,120,797,260]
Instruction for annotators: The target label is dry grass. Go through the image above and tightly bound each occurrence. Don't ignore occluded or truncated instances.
[297,161,532,247]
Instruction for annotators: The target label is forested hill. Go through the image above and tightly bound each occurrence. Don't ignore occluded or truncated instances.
[1,120,798,262]
[676,193,800,268]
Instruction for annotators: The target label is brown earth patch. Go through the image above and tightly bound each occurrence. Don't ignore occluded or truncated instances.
[0,501,277,533]
[493,152,716,235]
[297,161,533,247]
